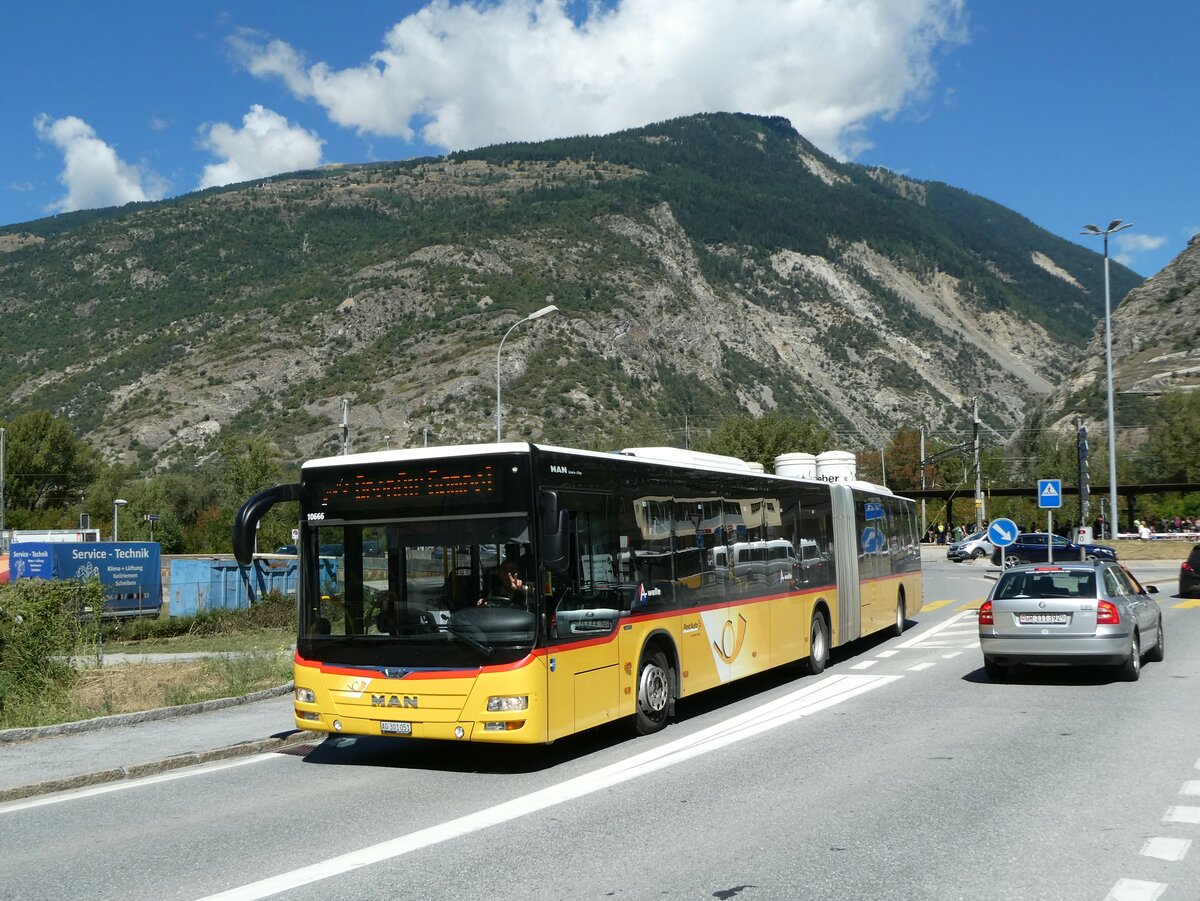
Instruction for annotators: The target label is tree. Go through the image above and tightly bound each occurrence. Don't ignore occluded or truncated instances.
[206,436,293,554]
[697,412,832,471]
[1145,390,1200,482]
[881,427,923,491]
[2,411,97,512]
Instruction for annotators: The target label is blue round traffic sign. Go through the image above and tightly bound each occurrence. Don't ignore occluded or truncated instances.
[987,518,1018,548]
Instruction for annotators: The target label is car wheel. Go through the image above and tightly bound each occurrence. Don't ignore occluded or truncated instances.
[1118,632,1141,682]
[1004,554,1022,568]
[971,548,985,560]
[1085,553,1100,562]
[983,657,1007,680]
[1145,616,1165,663]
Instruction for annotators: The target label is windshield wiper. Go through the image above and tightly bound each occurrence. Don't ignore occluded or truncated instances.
[444,626,493,658]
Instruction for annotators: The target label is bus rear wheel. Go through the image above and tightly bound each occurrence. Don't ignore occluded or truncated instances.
[891,596,906,637]
[634,648,674,735]
[802,613,829,676]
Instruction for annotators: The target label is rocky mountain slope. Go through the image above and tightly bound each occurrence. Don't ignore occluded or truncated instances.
[1041,233,1200,435]
[0,113,1141,469]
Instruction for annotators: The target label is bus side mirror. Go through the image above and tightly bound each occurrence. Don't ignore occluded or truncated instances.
[539,490,569,575]
[232,483,303,565]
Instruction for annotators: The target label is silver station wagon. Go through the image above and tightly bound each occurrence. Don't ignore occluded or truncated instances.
[978,561,1163,681]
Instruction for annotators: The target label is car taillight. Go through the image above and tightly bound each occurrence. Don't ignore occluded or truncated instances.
[979,601,993,625]
[1097,600,1120,625]
[1184,562,1196,574]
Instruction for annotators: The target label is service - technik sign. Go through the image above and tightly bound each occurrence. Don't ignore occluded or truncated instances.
[9,542,162,616]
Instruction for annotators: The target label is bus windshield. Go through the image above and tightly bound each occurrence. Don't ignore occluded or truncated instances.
[299,513,536,669]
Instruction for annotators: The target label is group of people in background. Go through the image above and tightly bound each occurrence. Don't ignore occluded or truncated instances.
[920,515,1198,544]
[925,523,965,545]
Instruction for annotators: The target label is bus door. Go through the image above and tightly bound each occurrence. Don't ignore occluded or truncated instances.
[544,492,623,739]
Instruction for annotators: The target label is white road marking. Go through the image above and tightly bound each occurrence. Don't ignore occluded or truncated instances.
[851,660,878,670]
[896,611,974,649]
[1163,806,1200,825]
[940,652,963,659]
[1105,878,1166,901]
[1180,781,1200,796]
[963,640,980,648]
[198,673,901,901]
[907,662,936,672]
[0,754,279,814]
[1141,837,1191,861]
[876,649,899,658]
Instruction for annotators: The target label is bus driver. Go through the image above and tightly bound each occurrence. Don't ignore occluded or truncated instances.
[478,561,529,607]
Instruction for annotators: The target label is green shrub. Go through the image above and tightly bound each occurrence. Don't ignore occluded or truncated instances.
[0,579,105,725]
[101,591,297,642]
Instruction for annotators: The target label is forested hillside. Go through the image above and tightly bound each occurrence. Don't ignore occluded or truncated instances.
[0,112,1140,471]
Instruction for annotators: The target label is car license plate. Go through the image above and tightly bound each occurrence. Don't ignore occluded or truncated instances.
[380,721,412,735]
[1018,613,1069,625]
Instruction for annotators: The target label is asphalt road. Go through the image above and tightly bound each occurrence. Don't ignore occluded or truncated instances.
[2,558,1197,901]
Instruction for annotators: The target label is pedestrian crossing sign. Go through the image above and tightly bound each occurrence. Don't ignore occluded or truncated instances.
[1037,478,1062,509]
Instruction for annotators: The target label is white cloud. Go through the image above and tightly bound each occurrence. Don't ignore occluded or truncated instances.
[232,0,966,159]
[34,114,166,213]
[197,104,325,189]
[1113,232,1166,268]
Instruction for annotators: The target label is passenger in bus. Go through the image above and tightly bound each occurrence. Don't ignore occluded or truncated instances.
[478,561,529,607]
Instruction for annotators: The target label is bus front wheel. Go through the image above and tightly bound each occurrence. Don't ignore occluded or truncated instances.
[634,648,674,735]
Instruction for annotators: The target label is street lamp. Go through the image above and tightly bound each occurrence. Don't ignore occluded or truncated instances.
[1081,219,1133,538]
[495,304,558,441]
[0,426,6,537]
[112,498,128,542]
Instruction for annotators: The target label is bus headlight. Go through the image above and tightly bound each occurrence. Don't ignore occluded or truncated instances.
[486,695,529,712]
[295,687,316,704]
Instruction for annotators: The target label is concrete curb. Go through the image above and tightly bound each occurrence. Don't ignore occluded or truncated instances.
[0,682,296,744]
[0,728,324,804]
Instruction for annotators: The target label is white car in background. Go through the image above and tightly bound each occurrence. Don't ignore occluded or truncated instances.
[947,530,994,562]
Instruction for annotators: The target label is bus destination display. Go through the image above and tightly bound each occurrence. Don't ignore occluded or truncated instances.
[315,464,497,510]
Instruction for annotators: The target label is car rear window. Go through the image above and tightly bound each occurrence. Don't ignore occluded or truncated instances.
[994,570,1098,600]
[1188,545,1200,567]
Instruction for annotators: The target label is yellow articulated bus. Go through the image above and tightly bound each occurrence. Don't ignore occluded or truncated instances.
[232,443,921,744]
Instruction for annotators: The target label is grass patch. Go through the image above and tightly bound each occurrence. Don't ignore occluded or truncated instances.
[0,587,297,729]
[66,651,293,722]
[1110,539,1193,561]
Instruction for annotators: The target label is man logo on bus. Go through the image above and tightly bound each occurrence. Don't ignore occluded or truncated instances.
[372,694,419,708]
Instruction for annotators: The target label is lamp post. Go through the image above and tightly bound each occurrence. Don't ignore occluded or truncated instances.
[0,426,6,537]
[112,498,128,542]
[1081,219,1132,538]
[495,304,558,441]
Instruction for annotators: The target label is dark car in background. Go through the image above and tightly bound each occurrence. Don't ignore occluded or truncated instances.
[991,532,1117,568]
[1181,544,1200,598]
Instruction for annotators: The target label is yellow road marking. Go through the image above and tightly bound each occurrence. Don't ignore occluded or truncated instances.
[1173,599,1200,609]
[957,602,983,612]
[923,600,954,611]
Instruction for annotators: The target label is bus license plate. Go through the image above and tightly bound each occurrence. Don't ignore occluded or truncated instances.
[1018,613,1069,625]
[380,721,412,735]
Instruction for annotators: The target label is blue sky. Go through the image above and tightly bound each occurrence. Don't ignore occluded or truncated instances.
[2,1,1195,277]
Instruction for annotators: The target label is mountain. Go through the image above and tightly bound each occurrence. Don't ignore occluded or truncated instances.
[0,113,1142,470]
[1039,232,1200,435]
